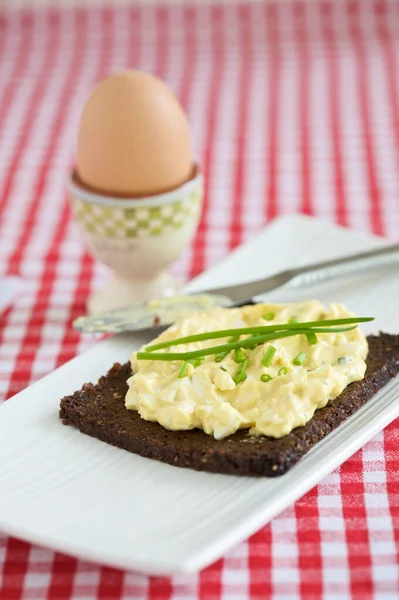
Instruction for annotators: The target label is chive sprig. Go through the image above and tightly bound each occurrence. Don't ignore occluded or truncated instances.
[233,359,248,384]
[144,317,373,353]
[262,345,276,367]
[137,317,372,362]
[137,325,367,362]
[134,314,373,385]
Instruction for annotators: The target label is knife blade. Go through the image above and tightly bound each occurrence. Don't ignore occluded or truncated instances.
[73,243,399,334]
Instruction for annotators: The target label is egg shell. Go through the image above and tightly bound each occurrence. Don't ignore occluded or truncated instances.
[76,70,193,197]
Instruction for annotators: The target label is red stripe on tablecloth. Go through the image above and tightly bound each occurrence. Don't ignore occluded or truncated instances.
[340,453,374,599]
[248,526,273,598]
[47,554,80,600]
[180,6,196,113]
[295,487,323,598]
[384,420,399,562]
[0,12,57,224]
[348,0,383,236]
[376,0,399,225]
[199,558,225,599]
[321,1,348,227]
[265,3,281,221]
[128,6,141,67]
[0,14,33,184]
[376,1,399,148]
[293,2,312,216]
[146,578,171,600]
[98,567,125,600]
[229,4,250,250]
[374,2,399,143]
[155,5,169,80]
[176,6,197,279]
[0,539,32,600]
[189,6,224,279]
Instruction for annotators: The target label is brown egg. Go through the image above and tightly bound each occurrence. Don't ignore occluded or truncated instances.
[76,70,193,197]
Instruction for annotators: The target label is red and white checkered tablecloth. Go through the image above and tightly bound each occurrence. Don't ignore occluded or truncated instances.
[1,1,399,598]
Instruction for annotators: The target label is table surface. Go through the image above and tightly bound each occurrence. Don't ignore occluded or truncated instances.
[0,1,399,598]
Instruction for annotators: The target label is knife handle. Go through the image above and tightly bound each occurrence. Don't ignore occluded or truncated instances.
[287,244,399,288]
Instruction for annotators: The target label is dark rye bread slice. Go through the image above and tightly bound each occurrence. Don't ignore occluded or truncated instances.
[59,333,399,477]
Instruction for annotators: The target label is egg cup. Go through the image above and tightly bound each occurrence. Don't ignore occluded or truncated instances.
[69,168,203,314]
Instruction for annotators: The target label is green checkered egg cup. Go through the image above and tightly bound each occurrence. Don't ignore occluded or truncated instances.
[71,189,201,240]
[69,170,203,313]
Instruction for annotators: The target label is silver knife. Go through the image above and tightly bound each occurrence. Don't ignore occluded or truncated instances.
[74,244,399,334]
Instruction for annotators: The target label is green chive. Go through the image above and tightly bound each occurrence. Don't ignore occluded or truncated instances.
[215,351,229,362]
[306,332,318,345]
[189,358,202,368]
[215,337,239,362]
[292,351,306,366]
[262,312,275,321]
[247,335,262,350]
[233,372,247,384]
[233,348,246,363]
[261,374,272,382]
[233,359,248,385]
[288,317,298,324]
[220,366,227,372]
[228,335,240,343]
[144,317,373,352]
[178,361,189,378]
[137,326,360,362]
[278,366,288,376]
[262,345,276,367]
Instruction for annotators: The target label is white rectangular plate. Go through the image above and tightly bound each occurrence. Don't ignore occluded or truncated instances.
[1,214,399,576]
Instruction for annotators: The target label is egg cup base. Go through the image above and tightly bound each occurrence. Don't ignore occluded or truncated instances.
[87,271,182,315]
[69,165,203,315]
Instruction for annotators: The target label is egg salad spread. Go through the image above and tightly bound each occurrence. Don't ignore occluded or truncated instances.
[125,301,368,439]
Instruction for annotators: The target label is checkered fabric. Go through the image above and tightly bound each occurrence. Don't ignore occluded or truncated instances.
[70,185,202,239]
[0,1,399,598]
